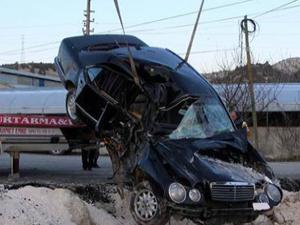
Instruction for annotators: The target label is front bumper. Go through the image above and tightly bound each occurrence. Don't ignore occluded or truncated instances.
[168,202,259,219]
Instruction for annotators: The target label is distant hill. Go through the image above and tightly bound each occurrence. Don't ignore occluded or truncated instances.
[2,57,300,83]
[273,57,300,74]
[205,58,300,83]
[1,62,57,77]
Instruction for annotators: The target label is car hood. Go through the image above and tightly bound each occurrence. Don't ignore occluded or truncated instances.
[154,131,265,186]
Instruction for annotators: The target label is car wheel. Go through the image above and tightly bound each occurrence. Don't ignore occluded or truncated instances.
[49,149,66,155]
[66,90,81,124]
[130,181,169,225]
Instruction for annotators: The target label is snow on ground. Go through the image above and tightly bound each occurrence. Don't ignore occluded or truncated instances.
[0,185,299,225]
[0,186,121,225]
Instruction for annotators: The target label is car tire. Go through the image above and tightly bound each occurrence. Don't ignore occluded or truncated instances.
[49,149,66,155]
[49,148,72,155]
[130,181,169,225]
[66,90,81,124]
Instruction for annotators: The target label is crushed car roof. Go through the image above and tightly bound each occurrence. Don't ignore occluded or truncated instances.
[60,34,148,52]
[58,34,148,67]
[57,35,218,98]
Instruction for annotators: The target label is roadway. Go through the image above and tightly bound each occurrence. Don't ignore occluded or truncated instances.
[0,153,299,186]
[0,153,113,185]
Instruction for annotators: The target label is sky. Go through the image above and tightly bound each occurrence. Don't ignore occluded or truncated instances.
[0,0,299,72]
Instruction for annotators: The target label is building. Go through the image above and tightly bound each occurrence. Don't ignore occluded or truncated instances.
[0,67,61,88]
[214,83,300,160]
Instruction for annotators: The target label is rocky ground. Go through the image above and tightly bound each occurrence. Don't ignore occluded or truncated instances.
[0,180,299,225]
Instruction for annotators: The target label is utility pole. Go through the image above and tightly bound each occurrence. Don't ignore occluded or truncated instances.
[83,0,94,35]
[242,15,259,148]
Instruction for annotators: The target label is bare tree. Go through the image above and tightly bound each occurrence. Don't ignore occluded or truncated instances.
[207,52,300,159]
[208,51,282,122]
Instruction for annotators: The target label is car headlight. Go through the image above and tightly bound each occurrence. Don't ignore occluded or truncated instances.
[168,183,186,203]
[265,184,282,205]
[189,189,201,202]
[258,193,269,204]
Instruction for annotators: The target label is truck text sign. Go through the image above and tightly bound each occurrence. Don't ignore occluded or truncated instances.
[0,114,74,128]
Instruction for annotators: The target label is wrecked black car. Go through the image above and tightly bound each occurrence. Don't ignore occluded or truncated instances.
[55,35,282,225]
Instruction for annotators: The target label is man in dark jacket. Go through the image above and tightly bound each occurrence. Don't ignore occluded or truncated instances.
[230,111,250,134]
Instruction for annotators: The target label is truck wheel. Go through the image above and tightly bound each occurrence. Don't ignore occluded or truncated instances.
[66,90,81,124]
[49,149,66,155]
[130,181,169,225]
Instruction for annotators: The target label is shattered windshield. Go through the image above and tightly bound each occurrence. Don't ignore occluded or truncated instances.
[169,98,234,139]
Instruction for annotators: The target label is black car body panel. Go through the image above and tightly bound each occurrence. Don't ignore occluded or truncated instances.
[55,35,281,224]
[55,34,148,89]
[138,130,271,195]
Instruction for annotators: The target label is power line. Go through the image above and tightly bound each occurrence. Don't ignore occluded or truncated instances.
[2,0,299,56]
[101,0,254,33]
[163,15,243,29]
[113,3,300,35]
[0,41,60,55]
[3,46,58,56]
[257,7,300,22]
[0,23,79,30]
[253,0,299,18]
[112,1,300,34]
[1,1,251,55]
[18,47,58,54]
[0,57,13,62]
[178,48,238,55]
[100,15,244,35]
[279,2,300,10]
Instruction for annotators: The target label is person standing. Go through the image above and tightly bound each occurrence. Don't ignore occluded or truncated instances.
[78,127,97,170]
[230,111,250,134]
[92,148,100,168]
[82,145,97,170]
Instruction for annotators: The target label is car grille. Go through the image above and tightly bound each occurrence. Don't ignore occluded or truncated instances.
[210,182,255,202]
